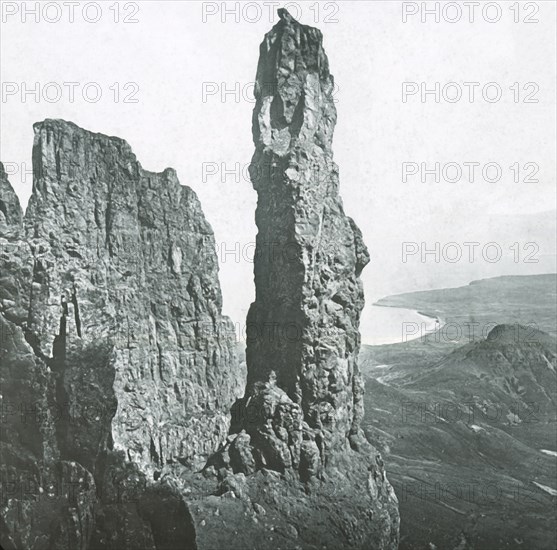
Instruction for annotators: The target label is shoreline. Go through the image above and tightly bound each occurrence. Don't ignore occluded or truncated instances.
[372,300,442,323]
[362,304,445,347]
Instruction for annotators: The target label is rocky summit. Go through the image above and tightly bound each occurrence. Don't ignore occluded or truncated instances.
[0,9,399,550]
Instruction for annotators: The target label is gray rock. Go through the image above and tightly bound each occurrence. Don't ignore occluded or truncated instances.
[19,119,243,471]
[0,162,23,227]
[0,120,243,548]
[241,7,372,465]
[206,9,400,549]
[0,8,400,548]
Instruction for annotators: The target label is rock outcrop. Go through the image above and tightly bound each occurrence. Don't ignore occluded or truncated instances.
[0,163,23,226]
[240,5,372,472]
[203,9,400,549]
[0,9,400,550]
[16,119,242,469]
[0,122,243,548]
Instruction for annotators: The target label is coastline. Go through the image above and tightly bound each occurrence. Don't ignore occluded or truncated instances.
[362,304,444,347]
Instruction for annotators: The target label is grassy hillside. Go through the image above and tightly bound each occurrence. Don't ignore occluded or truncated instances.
[361,275,557,549]
[363,326,557,550]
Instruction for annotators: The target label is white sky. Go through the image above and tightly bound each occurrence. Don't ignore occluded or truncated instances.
[1,1,556,334]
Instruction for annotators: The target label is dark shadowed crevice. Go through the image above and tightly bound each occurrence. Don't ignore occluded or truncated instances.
[150,436,161,466]
[55,149,62,182]
[140,485,199,550]
[71,286,82,338]
[52,296,70,458]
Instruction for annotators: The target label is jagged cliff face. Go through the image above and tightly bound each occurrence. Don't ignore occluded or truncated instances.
[18,120,242,469]
[0,122,243,549]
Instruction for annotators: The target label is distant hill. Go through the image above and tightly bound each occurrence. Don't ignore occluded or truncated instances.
[398,324,556,427]
[362,320,557,548]
[362,275,557,374]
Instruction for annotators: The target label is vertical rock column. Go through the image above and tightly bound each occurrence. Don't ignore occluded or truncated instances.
[232,9,371,477]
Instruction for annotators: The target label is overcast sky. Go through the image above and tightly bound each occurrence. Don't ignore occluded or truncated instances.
[1,0,555,333]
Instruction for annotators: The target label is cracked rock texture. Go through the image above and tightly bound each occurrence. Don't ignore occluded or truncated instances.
[205,9,400,549]
[0,164,23,226]
[0,9,399,550]
[15,119,242,469]
[241,7,371,470]
[0,122,242,548]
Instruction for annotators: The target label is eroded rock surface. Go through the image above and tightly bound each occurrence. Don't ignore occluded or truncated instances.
[0,9,399,550]
[0,163,23,227]
[16,119,242,469]
[1,121,243,548]
[24,119,242,470]
[239,6,372,471]
[204,9,400,549]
